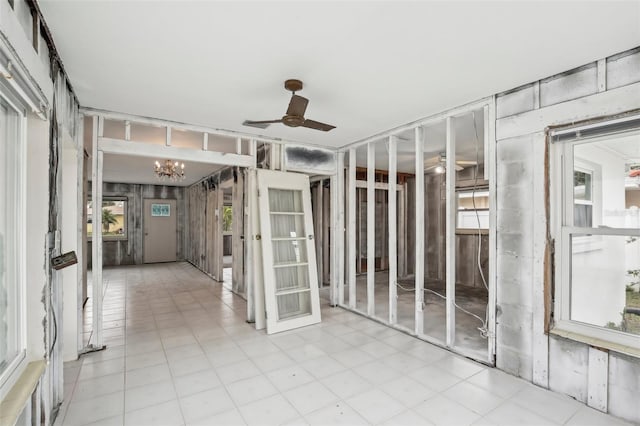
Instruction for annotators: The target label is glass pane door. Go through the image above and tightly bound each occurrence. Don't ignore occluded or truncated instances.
[257,170,321,334]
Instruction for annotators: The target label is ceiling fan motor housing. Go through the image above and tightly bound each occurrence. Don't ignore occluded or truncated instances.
[284,79,303,93]
[283,114,304,127]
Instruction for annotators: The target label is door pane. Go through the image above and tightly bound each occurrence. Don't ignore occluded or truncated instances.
[270,214,305,238]
[269,189,303,212]
[272,240,308,265]
[277,291,312,320]
[275,265,310,292]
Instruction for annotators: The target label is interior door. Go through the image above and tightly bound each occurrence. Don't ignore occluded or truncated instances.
[143,199,177,263]
[257,169,321,334]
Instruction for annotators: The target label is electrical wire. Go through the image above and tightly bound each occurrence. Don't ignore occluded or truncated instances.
[471,111,490,338]
[395,282,486,327]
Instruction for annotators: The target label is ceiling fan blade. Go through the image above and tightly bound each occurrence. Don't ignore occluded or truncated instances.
[286,95,309,117]
[454,164,464,171]
[302,119,335,132]
[424,155,442,166]
[456,160,478,166]
[243,119,282,129]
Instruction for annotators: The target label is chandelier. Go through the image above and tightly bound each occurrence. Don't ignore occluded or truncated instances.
[154,159,185,181]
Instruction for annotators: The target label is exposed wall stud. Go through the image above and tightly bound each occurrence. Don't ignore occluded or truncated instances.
[388,135,398,325]
[597,59,607,93]
[486,102,498,364]
[415,126,425,335]
[333,152,345,306]
[91,107,104,349]
[367,142,376,316]
[348,148,357,308]
[445,116,456,346]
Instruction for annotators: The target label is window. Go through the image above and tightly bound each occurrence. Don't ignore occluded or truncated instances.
[573,169,593,227]
[551,115,640,353]
[222,206,232,233]
[457,189,489,231]
[87,198,128,240]
[0,90,26,393]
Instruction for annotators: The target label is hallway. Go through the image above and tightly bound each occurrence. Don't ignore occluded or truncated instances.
[57,263,629,426]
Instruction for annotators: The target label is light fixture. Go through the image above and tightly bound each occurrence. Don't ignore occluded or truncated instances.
[154,159,185,182]
[434,165,445,174]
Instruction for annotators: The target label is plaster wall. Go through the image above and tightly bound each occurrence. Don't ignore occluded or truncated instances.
[495,47,640,422]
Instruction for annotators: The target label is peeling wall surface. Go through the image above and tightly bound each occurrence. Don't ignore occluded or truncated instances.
[87,183,187,267]
[495,48,640,423]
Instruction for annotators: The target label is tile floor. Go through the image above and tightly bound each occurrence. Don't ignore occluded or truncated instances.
[56,262,631,426]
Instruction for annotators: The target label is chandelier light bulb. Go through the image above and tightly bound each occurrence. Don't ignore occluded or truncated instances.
[154,159,186,182]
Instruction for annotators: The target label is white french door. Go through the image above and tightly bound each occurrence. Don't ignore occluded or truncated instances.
[257,169,321,334]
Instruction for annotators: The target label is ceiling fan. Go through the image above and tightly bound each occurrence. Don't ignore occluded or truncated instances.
[243,79,336,132]
[424,153,477,174]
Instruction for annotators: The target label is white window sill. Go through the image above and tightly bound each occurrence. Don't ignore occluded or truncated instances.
[550,322,640,358]
[0,360,45,426]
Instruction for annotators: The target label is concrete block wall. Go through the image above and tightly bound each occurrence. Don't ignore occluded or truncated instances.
[494,47,640,423]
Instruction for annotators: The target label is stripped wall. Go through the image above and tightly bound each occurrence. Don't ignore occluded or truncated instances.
[495,47,640,422]
[87,182,187,267]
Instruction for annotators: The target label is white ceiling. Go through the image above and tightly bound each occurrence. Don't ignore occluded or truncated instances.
[40,0,640,152]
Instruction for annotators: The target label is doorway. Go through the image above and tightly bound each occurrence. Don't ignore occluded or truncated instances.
[143,198,178,263]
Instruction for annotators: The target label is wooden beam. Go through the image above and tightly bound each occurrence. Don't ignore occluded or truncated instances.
[97,137,255,168]
[445,116,456,346]
[343,98,492,150]
[81,107,327,149]
[414,127,425,335]
[348,148,357,309]
[75,115,84,353]
[398,183,406,277]
[496,82,640,140]
[367,143,375,316]
[334,152,345,306]
[597,59,607,93]
[323,184,330,285]
[388,136,398,325]
[486,101,498,364]
[91,115,104,348]
[245,169,255,323]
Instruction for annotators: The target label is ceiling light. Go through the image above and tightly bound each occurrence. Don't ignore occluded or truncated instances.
[434,165,445,174]
[154,159,185,182]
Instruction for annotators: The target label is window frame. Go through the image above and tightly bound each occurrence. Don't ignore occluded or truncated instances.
[551,116,640,355]
[87,197,129,241]
[455,188,490,233]
[0,86,28,399]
